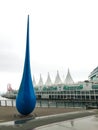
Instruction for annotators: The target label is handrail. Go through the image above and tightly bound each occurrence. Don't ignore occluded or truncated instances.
[0,99,98,109]
[0,100,15,107]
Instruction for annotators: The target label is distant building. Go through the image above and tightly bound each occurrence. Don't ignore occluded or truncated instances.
[33,69,74,87]
[33,75,36,86]
[37,74,43,87]
[89,66,98,81]
[2,67,98,106]
[54,70,62,85]
[64,69,74,85]
[45,72,52,86]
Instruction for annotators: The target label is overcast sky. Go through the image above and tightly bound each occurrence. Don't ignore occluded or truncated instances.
[0,0,98,92]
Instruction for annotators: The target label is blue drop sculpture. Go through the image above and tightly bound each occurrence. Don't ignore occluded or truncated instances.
[16,15,36,115]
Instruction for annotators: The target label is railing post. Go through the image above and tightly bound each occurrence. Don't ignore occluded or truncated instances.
[64,102,66,108]
[12,100,14,107]
[48,100,50,108]
[40,100,42,107]
[56,101,58,108]
[5,100,7,106]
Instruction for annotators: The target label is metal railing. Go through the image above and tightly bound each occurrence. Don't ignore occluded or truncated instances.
[0,100,16,107]
[0,99,98,109]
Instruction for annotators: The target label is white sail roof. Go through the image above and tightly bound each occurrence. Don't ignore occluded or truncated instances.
[64,69,74,84]
[54,70,62,85]
[38,74,43,86]
[45,72,52,86]
[33,75,36,86]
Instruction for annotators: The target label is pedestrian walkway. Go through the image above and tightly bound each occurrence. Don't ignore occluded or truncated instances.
[0,109,97,130]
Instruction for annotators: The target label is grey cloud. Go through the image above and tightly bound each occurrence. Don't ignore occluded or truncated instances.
[0,52,23,72]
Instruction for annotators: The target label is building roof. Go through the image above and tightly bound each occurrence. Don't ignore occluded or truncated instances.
[54,70,62,85]
[45,72,52,86]
[33,75,36,86]
[38,74,43,86]
[89,66,98,80]
[64,69,74,84]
